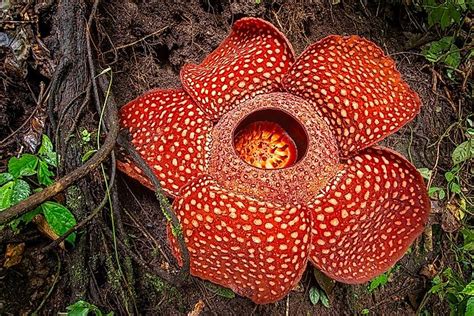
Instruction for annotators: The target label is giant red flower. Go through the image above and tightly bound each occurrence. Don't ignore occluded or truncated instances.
[118,18,430,304]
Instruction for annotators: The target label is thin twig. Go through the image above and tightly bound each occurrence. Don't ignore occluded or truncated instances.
[0,83,47,147]
[86,0,103,131]
[103,228,182,286]
[32,252,61,314]
[116,132,190,278]
[101,25,171,55]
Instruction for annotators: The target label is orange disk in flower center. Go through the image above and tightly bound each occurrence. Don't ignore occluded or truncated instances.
[234,121,298,169]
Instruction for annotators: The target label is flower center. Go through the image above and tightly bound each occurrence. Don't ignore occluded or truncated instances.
[233,109,308,170]
[234,121,297,169]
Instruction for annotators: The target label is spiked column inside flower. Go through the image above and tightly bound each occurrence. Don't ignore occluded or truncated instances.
[118,17,431,304]
[234,120,298,169]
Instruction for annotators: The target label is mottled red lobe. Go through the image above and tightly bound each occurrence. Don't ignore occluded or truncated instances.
[168,175,311,304]
[181,17,295,121]
[308,147,430,283]
[118,89,212,197]
[283,35,422,158]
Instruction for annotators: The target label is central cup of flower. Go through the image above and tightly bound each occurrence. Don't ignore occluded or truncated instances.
[208,92,340,205]
[233,109,308,170]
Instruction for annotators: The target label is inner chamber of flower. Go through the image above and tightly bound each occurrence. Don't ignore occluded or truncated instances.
[232,109,308,169]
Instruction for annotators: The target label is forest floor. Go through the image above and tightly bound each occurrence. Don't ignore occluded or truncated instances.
[0,0,472,315]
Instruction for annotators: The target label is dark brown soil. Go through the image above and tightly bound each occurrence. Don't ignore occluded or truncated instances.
[0,0,467,315]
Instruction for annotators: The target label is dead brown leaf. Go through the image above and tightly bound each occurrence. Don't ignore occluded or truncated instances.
[187,299,205,316]
[32,214,65,249]
[441,202,462,233]
[3,242,25,268]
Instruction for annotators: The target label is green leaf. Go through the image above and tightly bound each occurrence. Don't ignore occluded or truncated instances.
[320,290,330,308]
[41,201,77,245]
[23,206,42,223]
[430,282,446,294]
[9,207,41,232]
[215,286,235,299]
[204,282,235,299]
[38,134,57,167]
[361,309,370,315]
[11,179,31,205]
[425,2,463,30]
[463,241,474,252]
[450,182,461,194]
[462,281,474,295]
[368,273,389,292]
[8,154,39,178]
[0,173,13,186]
[462,229,474,248]
[445,171,456,182]
[309,287,320,305]
[81,149,97,162]
[466,297,474,316]
[66,300,103,316]
[81,129,91,143]
[444,44,461,69]
[430,281,448,295]
[0,181,15,211]
[37,160,54,186]
[418,168,432,180]
[423,37,453,63]
[428,187,446,200]
[452,140,474,165]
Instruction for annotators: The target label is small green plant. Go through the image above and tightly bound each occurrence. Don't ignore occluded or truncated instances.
[62,300,113,316]
[81,128,92,143]
[80,128,97,162]
[422,36,460,78]
[429,268,474,316]
[419,118,473,202]
[367,265,400,292]
[462,228,474,253]
[418,0,473,79]
[421,0,472,30]
[309,286,330,308]
[0,135,77,244]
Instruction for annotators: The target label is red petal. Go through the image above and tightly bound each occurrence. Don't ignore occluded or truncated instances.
[283,36,421,158]
[169,175,310,304]
[181,17,295,121]
[308,147,430,283]
[118,89,212,197]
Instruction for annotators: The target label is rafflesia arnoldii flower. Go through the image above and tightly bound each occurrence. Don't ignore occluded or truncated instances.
[118,18,431,304]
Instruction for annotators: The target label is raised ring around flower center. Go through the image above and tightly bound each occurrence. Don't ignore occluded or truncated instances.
[208,92,341,205]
